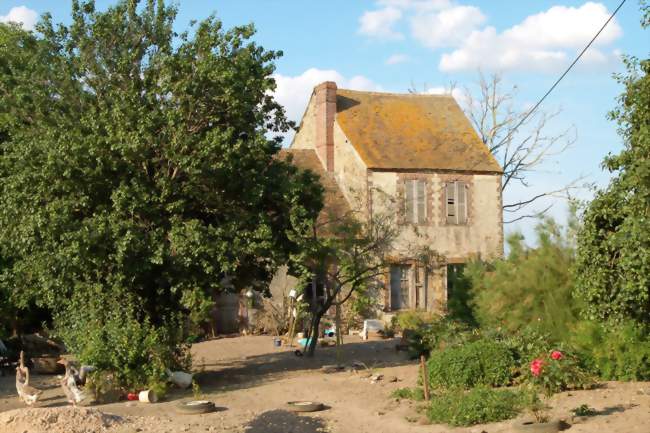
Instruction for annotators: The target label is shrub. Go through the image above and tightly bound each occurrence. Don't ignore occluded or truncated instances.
[571,321,650,381]
[55,295,190,391]
[524,349,594,395]
[427,339,516,389]
[405,317,474,358]
[468,215,581,342]
[500,326,557,367]
[427,386,523,427]
[392,310,440,332]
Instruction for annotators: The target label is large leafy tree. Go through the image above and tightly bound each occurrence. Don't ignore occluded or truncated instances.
[574,3,649,325]
[0,0,322,374]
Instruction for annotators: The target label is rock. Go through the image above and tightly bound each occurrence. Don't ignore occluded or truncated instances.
[388,376,399,383]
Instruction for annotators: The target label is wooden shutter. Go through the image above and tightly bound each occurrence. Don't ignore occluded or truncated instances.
[457,182,467,224]
[446,182,456,224]
[405,180,414,223]
[417,180,426,224]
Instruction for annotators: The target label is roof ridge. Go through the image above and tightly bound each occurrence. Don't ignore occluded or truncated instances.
[337,88,455,98]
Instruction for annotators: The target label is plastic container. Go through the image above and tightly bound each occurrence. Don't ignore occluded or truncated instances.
[168,370,193,389]
[138,389,158,403]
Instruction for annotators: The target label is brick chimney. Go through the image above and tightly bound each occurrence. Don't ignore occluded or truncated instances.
[314,81,337,172]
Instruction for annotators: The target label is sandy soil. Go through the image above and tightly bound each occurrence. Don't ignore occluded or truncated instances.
[0,335,649,433]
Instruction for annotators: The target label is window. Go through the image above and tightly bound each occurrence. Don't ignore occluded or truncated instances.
[404,179,427,224]
[390,265,410,310]
[446,181,468,224]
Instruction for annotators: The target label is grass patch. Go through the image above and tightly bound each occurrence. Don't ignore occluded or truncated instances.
[390,387,424,401]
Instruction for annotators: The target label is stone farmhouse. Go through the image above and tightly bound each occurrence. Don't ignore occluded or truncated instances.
[279,81,504,314]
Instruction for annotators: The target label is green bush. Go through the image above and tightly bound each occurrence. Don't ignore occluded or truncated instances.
[405,317,473,358]
[392,310,440,332]
[571,321,650,381]
[55,294,190,390]
[427,386,523,427]
[523,350,594,395]
[500,326,557,367]
[427,339,516,389]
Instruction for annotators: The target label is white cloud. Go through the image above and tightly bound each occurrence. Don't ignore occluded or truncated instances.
[423,86,467,107]
[0,6,38,30]
[386,53,410,65]
[272,68,381,142]
[438,2,623,72]
[410,5,486,49]
[359,7,404,40]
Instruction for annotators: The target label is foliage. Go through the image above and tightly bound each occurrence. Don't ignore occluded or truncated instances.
[574,7,650,324]
[427,339,516,389]
[468,213,581,342]
[390,387,424,401]
[404,316,473,358]
[288,203,398,355]
[341,285,380,332]
[392,310,441,332]
[570,320,650,381]
[572,404,597,417]
[426,386,523,427]
[55,293,189,390]
[499,326,556,367]
[0,1,321,383]
[523,350,593,397]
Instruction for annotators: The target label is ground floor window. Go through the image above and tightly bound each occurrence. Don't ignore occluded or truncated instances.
[390,264,410,310]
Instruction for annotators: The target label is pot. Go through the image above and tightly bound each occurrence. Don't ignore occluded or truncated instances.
[512,419,562,433]
[138,389,158,403]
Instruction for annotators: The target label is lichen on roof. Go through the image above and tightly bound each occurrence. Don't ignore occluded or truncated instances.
[335,89,503,173]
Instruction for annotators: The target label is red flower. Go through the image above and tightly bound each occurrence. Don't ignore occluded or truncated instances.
[551,351,563,360]
[530,358,544,377]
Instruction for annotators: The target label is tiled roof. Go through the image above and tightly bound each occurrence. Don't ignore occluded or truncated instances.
[336,89,502,173]
[278,149,351,229]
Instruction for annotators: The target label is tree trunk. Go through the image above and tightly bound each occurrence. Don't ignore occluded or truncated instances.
[306,312,322,356]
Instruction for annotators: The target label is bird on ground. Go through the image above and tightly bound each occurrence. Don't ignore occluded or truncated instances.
[57,358,90,406]
[15,364,43,406]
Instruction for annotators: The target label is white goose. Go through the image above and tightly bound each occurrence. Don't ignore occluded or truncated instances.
[15,352,43,406]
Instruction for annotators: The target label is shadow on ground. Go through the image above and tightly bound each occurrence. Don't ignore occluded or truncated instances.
[243,410,327,433]
[196,339,414,393]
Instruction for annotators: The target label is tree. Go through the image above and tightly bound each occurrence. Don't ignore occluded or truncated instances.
[413,74,578,223]
[574,3,650,325]
[467,209,581,342]
[0,1,322,385]
[462,73,578,223]
[288,202,398,356]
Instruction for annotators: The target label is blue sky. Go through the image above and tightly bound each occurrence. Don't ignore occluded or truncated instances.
[2,0,648,241]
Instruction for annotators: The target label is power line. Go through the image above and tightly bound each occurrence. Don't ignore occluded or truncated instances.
[497,0,628,148]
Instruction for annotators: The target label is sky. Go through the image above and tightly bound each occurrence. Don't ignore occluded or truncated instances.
[2,0,649,243]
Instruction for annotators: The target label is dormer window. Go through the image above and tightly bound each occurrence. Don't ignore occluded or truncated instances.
[404,179,427,224]
[446,181,468,225]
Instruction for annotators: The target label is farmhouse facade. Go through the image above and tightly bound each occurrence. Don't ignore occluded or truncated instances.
[281,81,503,314]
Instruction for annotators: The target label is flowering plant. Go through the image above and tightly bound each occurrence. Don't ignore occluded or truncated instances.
[523,350,593,423]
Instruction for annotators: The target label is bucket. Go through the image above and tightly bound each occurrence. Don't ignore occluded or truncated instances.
[138,389,158,403]
[273,338,282,347]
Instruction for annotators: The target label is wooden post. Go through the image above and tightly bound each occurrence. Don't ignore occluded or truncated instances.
[420,355,430,401]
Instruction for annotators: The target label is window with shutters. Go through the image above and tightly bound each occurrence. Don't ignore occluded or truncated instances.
[445,181,468,225]
[403,179,427,224]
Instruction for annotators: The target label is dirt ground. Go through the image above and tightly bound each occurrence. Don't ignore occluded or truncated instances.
[0,335,649,433]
